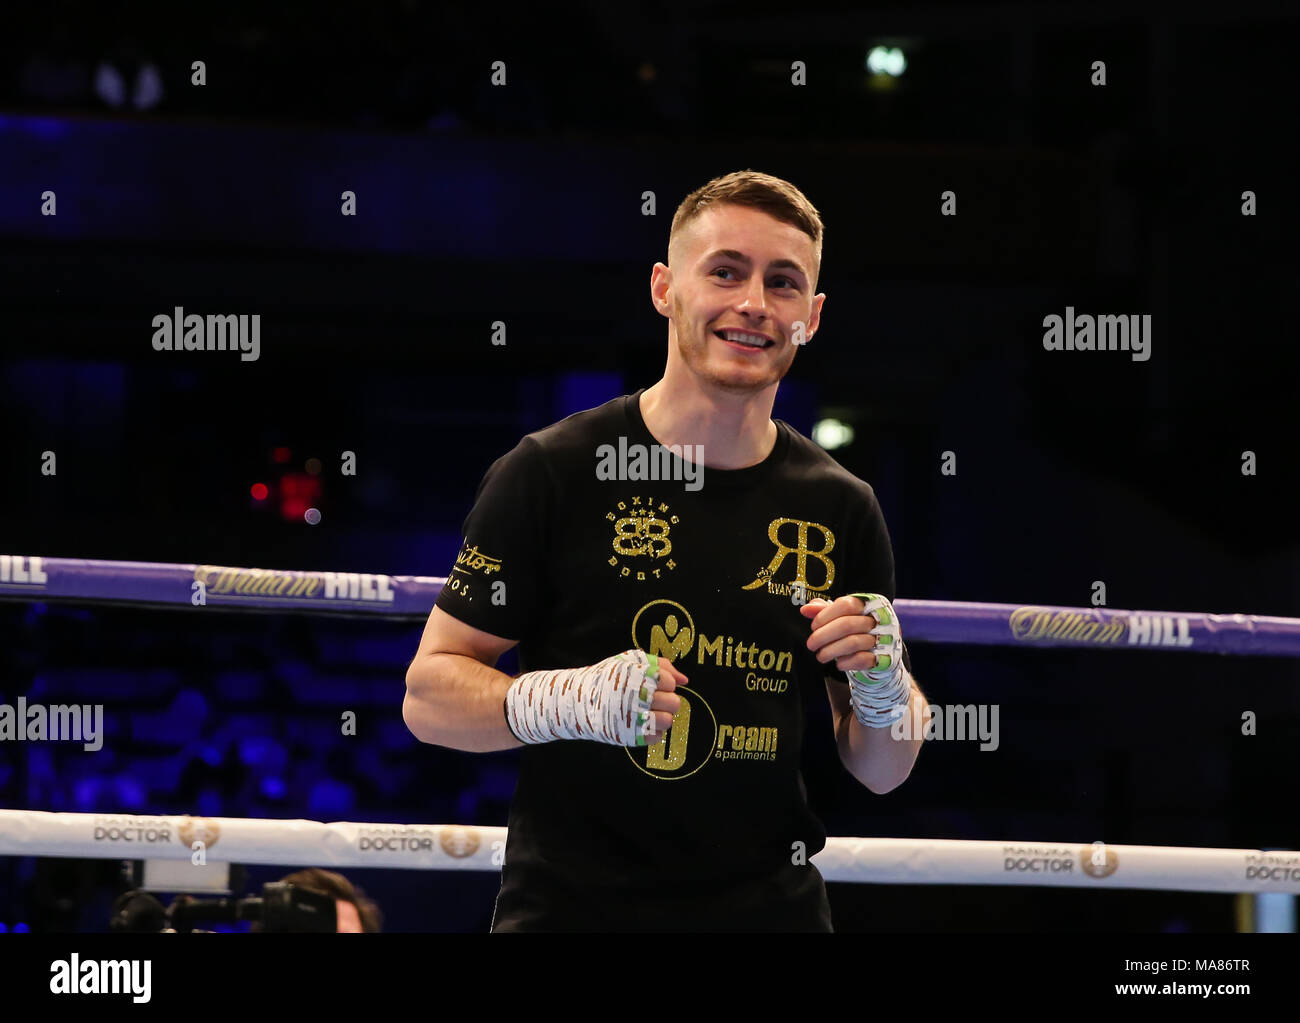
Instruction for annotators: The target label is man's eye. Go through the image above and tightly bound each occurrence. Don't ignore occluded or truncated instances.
[712,268,796,289]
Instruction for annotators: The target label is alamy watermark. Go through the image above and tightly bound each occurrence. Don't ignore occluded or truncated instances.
[50,955,150,1003]
[0,698,103,751]
[596,436,704,492]
[152,307,260,362]
[890,700,999,751]
[1042,306,1151,362]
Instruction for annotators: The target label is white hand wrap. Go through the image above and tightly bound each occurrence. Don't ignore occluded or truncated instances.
[504,649,662,746]
[844,592,913,729]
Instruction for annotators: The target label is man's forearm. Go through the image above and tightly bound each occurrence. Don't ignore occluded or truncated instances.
[837,678,927,794]
[402,652,523,753]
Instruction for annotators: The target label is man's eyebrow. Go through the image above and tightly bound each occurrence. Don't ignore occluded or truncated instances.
[703,249,809,279]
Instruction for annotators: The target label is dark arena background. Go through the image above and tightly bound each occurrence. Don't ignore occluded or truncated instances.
[0,0,1297,988]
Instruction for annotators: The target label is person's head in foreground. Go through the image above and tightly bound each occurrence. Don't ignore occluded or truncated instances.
[276,867,383,933]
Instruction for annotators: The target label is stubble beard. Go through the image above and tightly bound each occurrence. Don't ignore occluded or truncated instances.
[676,324,795,395]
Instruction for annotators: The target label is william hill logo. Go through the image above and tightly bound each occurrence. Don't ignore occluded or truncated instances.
[193,565,395,605]
[0,555,47,587]
[1009,607,1123,646]
[1009,606,1193,649]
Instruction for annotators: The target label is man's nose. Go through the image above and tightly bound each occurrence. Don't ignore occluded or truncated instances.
[736,276,769,316]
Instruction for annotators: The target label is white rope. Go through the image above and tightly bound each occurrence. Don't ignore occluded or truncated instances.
[0,810,1296,893]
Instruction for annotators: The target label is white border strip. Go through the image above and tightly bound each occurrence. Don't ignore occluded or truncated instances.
[1,810,1297,893]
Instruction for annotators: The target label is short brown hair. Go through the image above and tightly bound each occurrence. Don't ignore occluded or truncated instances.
[668,170,824,289]
[279,868,383,933]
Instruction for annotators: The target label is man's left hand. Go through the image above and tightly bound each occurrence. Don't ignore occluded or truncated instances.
[800,594,887,673]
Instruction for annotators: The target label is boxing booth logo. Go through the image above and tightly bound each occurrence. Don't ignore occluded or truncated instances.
[606,495,678,583]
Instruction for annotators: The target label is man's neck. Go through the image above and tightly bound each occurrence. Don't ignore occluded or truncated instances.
[639,380,778,470]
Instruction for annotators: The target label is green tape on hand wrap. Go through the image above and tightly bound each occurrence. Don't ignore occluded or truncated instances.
[848,593,890,624]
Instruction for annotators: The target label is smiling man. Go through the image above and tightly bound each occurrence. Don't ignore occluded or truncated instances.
[404,170,928,932]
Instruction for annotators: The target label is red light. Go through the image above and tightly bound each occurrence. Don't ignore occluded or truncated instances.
[250,483,269,501]
[272,447,292,464]
[278,472,322,522]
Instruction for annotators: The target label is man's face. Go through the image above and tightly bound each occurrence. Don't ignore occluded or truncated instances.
[659,204,824,395]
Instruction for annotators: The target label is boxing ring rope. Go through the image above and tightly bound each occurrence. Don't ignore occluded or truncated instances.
[1,810,1298,893]
[3,554,1300,654]
[1,553,1297,925]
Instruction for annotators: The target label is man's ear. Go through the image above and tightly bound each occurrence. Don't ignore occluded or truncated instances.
[807,291,826,340]
[650,261,673,318]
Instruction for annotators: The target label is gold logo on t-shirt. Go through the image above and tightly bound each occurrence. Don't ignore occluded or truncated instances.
[454,543,502,576]
[627,599,714,778]
[631,598,695,660]
[606,495,678,582]
[742,517,836,597]
[446,541,504,603]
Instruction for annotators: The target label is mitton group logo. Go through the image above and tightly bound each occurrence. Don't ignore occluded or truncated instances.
[625,599,783,780]
[626,598,714,780]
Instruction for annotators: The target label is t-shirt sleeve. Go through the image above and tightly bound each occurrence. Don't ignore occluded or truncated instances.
[434,435,550,641]
[830,481,913,678]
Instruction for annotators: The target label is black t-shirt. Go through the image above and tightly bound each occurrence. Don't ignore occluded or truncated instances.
[434,389,905,931]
